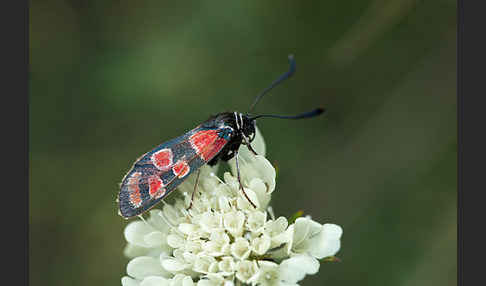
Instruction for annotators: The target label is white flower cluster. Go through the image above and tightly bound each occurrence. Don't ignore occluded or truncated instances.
[121,129,342,286]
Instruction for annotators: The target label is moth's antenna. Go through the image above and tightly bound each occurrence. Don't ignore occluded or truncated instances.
[249,54,296,112]
[250,108,325,121]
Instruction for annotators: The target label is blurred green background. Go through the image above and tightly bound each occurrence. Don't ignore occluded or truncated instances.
[30,0,456,285]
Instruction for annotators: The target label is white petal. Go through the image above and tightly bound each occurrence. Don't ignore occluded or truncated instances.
[248,178,271,209]
[235,260,259,283]
[194,255,217,274]
[322,223,343,239]
[171,274,195,286]
[205,273,225,285]
[291,218,326,255]
[196,279,213,286]
[199,211,223,233]
[254,126,266,155]
[280,283,299,286]
[122,276,140,286]
[292,218,312,246]
[147,210,170,232]
[279,254,319,284]
[171,274,184,285]
[265,217,289,237]
[125,221,155,247]
[217,196,232,213]
[178,223,199,235]
[223,211,245,236]
[145,247,171,258]
[271,226,293,248]
[223,172,240,193]
[230,155,276,195]
[173,248,185,260]
[182,251,198,264]
[251,234,271,255]
[167,234,185,249]
[201,163,220,179]
[181,276,194,286]
[307,224,343,259]
[177,164,218,198]
[127,256,171,280]
[184,240,202,253]
[249,156,276,193]
[231,238,251,260]
[201,174,222,194]
[252,261,279,286]
[211,230,230,244]
[144,231,166,248]
[218,256,236,274]
[209,261,219,273]
[204,241,226,257]
[140,276,170,286]
[247,210,267,234]
[308,219,323,235]
[258,260,279,269]
[123,243,150,259]
[161,258,188,272]
[236,188,260,211]
[267,244,291,261]
[161,204,182,226]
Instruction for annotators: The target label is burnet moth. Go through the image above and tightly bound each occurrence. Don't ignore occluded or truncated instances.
[118,55,324,219]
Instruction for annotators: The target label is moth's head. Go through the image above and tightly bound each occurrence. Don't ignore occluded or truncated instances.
[240,113,256,142]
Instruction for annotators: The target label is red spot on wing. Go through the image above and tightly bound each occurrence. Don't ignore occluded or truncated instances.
[190,130,228,161]
[128,172,143,208]
[148,175,166,199]
[172,160,190,178]
[203,137,227,161]
[190,130,218,153]
[151,149,173,170]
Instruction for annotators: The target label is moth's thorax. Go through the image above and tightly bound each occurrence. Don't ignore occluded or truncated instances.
[204,112,256,141]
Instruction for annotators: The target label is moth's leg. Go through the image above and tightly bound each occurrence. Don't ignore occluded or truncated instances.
[246,143,258,156]
[235,150,257,208]
[186,169,201,210]
[242,136,258,156]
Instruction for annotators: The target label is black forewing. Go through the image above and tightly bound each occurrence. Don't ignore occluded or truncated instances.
[118,125,231,218]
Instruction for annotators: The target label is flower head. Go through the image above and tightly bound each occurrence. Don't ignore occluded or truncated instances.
[121,128,342,286]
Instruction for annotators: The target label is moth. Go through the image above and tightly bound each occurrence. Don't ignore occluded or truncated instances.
[118,55,324,218]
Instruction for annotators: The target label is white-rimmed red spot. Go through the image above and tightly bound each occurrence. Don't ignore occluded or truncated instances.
[151,148,173,170]
[190,130,228,161]
[127,172,143,208]
[172,160,190,178]
[148,175,166,199]
[204,137,227,161]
